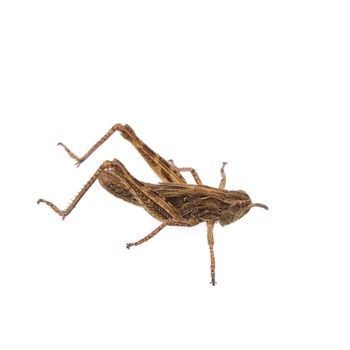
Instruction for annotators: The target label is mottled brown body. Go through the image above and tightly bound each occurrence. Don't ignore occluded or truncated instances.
[38,123,268,285]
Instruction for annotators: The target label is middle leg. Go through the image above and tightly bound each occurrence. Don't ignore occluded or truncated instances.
[126,220,171,249]
[204,163,227,285]
[126,217,199,249]
[168,159,203,185]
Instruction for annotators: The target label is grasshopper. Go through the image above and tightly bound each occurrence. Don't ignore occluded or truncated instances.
[37,124,268,285]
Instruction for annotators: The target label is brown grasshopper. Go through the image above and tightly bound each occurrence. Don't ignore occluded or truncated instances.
[37,124,268,285]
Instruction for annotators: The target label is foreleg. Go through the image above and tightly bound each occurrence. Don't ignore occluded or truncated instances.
[207,221,216,286]
[219,162,228,189]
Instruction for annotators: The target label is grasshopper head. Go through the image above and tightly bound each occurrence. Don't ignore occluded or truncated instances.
[219,190,268,226]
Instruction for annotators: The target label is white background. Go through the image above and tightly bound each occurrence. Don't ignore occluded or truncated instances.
[1,1,349,349]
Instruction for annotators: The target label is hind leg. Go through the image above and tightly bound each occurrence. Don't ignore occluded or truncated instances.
[58,123,187,183]
[38,158,181,221]
[37,160,115,219]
